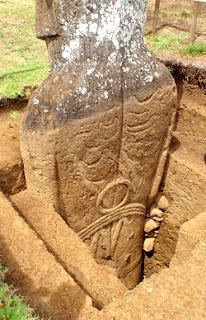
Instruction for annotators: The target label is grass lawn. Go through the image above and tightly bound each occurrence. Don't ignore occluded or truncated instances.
[0,0,49,99]
[146,30,206,57]
[145,0,206,57]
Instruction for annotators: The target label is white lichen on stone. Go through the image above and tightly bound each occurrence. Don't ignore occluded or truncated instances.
[122,67,130,73]
[79,87,87,95]
[33,98,39,105]
[62,39,80,60]
[143,75,154,84]
[108,52,117,65]
[154,72,160,79]
[89,23,98,34]
[48,0,160,103]
[104,91,109,99]
[87,66,96,76]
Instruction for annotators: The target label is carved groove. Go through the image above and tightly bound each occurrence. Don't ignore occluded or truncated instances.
[78,203,145,241]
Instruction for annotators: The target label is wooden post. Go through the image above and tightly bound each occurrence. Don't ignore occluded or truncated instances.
[152,0,161,34]
[189,1,199,44]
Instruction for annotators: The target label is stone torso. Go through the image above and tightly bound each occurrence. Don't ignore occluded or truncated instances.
[21,0,177,289]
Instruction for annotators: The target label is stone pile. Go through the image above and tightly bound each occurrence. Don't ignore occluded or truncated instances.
[144,194,169,252]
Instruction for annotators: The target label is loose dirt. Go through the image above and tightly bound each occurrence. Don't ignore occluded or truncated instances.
[0,99,27,194]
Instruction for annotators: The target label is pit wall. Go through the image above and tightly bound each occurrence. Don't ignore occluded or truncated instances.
[93,211,206,320]
[1,192,206,320]
[144,61,206,277]
[0,98,27,195]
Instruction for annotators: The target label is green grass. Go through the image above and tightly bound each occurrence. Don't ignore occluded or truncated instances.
[182,43,206,56]
[0,0,49,99]
[146,31,206,57]
[0,262,43,320]
[0,285,41,320]
[146,31,188,54]
[147,5,154,14]
[9,111,19,119]
[181,9,191,18]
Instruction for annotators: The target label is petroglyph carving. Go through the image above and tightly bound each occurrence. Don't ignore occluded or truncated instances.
[21,0,177,289]
[97,179,131,215]
[78,203,145,241]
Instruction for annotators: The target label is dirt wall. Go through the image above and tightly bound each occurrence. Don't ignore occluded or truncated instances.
[144,61,206,277]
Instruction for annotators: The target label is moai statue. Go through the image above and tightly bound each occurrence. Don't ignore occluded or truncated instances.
[21,0,177,289]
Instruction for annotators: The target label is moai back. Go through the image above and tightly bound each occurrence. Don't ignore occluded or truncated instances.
[21,0,177,289]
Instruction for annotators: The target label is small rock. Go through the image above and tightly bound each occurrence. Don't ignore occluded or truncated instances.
[153,216,164,222]
[144,218,160,233]
[143,238,155,252]
[157,195,169,211]
[150,207,164,220]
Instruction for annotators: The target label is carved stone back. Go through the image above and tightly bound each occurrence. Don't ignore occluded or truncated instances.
[21,0,177,288]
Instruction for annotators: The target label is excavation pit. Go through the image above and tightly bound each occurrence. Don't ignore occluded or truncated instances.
[0,61,205,320]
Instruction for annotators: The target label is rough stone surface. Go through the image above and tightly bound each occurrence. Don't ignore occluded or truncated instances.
[156,194,169,210]
[12,190,126,309]
[171,211,206,267]
[150,207,164,221]
[144,218,160,233]
[143,237,155,252]
[0,192,98,320]
[81,212,206,320]
[21,0,177,288]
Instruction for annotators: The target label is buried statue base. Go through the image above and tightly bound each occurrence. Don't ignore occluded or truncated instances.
[21,0,177,289]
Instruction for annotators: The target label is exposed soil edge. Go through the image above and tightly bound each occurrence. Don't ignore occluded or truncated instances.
[158,58,206,90]
[0,86,38,109]
[0,97,29,110]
